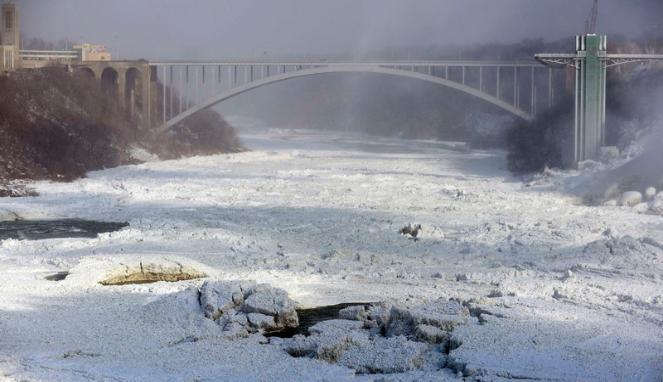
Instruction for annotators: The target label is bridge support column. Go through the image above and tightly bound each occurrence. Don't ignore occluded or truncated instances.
[573,34,607,165]
[141,67,152,129]
[117,69,126,108]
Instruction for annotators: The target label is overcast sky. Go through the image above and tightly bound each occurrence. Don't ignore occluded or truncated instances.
[15,0,662,60]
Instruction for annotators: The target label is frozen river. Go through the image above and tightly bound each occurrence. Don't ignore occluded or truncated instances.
[1,130,662,381]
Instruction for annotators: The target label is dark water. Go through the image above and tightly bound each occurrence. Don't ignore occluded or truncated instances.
[267,302,375,338]
[0,219,128,240]
[45,271,70,281]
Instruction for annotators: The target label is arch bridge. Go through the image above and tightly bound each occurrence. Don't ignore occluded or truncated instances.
[71,36,663,166]
[148,60,556,133]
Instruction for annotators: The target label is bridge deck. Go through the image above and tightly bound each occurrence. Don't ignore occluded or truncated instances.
[148,60,544,68]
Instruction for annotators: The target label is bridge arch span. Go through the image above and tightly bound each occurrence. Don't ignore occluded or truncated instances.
[74,67,96,80]
[158,65,532,133]
[101,67,119,95]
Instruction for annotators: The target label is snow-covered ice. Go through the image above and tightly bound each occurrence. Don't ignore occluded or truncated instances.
[1,130,662,381]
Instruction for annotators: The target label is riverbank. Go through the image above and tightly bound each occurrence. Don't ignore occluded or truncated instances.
[0,67,242,185]
[0,130,661,380]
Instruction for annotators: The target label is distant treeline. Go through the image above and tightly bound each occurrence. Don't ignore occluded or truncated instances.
[20,37,76,51]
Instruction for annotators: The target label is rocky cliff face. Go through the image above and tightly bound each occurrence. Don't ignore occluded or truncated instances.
[0,67,241,183]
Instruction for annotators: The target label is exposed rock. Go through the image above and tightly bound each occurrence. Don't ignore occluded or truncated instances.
[619,191,642,207]
[199,280,298,334]
[0,68,242,183]
[100,261,206,286]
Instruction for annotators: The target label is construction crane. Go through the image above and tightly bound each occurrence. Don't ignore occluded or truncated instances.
[585,0,599,34]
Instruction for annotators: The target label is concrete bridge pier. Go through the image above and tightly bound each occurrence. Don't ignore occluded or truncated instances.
[574,34,607,164]
[537,35,663,167]
[117,70,126,109]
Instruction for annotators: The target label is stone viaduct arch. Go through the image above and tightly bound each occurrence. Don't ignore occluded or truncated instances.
[100,67,119,95]
[71,61,153,128]
[74,67,95,80]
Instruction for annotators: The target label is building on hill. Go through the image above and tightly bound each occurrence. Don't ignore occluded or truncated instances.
[73,43,112,62]
[0,2,20,72]
[0,2,111,72]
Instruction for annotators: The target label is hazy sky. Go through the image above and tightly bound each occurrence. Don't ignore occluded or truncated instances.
[15,0,662,60]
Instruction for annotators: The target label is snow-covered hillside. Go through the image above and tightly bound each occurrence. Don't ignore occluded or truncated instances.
[0,130,661,381]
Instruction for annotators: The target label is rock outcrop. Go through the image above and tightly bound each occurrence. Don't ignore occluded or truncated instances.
[275,299,469,374]
[199,280,298,338]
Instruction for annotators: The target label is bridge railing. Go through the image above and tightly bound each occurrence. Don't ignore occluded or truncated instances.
[149,60,542,67]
